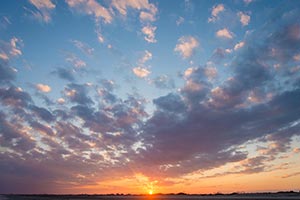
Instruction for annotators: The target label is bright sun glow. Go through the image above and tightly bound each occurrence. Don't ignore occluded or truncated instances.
[148,190,153,195]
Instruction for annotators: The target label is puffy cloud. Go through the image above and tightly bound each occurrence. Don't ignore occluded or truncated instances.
[174,36,199,59]
[234,41,245,50]
[141,25,157,43]
[132,67,151,78]
[36,84,51,93]
[216,28,234,39]
[57,98,65,104]
[238,11,250,26]
[28,0,55,23]
[65,0,112,23]
[208,4,225,22]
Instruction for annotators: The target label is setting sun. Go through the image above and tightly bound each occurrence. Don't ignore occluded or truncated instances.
[148,190,153,195]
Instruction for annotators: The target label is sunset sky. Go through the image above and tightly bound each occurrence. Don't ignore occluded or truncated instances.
[1,0,300,194]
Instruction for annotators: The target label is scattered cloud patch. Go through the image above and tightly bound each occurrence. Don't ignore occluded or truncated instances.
[174,36,199,59]
[234,41,245,50]
[133,67,151,78]
[141,25,157,43]
[216,28,234,39]
[36,84,51,93]
[208,4,225,23]
[238,11,250,26]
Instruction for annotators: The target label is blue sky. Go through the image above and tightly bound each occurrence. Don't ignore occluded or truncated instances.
[1,0,300,194]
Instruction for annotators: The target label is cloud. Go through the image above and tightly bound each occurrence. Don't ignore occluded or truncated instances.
[216,28,234,39]
[139,50,152,64]
[71,40,94,55]
[57,98,65,104]
[36,84,51,93]
[238,11,250,26]
[141,25,157,43]
[174,36,199,59]
[244,0,253,5]
[151,75,175,89]
[52,67,75,81]
[132,67,151,78]
[293,54,300,61]
[111,0,157,22]
[0,62,17,83]
[0,37,23,61]
[234,41,245,50]
[204,66,218,79]
[65,53,87,68]
[176,16,184,26]
[64,83,93,105]
[65,0,112,24]
[28,0,56,23]
[208,4,225,22]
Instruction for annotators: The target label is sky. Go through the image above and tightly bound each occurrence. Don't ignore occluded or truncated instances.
[0,0,300,195]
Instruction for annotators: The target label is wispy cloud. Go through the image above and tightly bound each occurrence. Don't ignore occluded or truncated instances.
[71,40,94,56]
[66,0,112,23]
[28,0,56,23]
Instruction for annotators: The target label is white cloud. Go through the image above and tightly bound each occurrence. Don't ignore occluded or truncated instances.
[208,4,225,23]
[36,83,51,93]
[132,67,151,78]
[234,41,245,50]
[216,28,234,39]
[174,36,199,59]
[238,12,250,26]
[28,0,56,23]
[66,0,112,23]
[141,25,157,43]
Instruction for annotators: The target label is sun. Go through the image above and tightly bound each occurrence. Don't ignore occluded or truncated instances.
[148,190,153,195]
